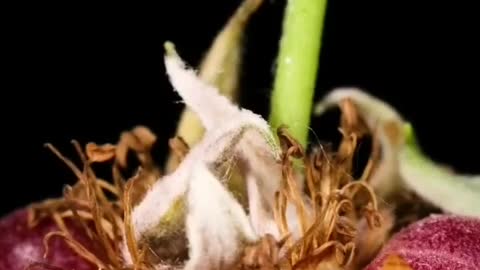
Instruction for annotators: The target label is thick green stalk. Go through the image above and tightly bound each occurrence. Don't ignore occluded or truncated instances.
[269,0,328,147]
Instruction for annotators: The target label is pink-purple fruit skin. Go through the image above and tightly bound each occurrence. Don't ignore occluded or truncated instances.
[0,207,96,270]
[365,214,480,270]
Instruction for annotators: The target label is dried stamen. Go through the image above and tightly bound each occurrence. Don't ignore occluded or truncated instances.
[271,99,383,270]
[28,126,161,270]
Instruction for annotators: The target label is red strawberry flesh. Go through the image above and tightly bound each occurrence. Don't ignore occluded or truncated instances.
[0,208,97,270]
[365,214,480,270]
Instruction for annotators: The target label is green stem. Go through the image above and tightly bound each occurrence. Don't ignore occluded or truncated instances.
[269,0,328,147]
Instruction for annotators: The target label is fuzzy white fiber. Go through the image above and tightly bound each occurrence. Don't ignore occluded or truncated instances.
[124,46,293,269]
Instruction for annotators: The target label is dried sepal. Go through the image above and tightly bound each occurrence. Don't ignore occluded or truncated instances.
[314,88,480,217]
[315,88,405,200]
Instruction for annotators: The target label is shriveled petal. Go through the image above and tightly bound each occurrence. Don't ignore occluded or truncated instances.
[185,164,257,270]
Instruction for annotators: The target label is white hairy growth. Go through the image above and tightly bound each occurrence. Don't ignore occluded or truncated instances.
[124,43,291,269]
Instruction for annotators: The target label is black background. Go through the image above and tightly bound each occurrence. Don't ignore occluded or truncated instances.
[3,1,479,216]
